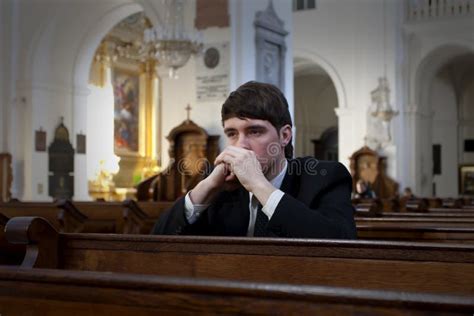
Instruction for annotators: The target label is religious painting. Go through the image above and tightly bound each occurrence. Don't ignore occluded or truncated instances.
[459,165,474,195]
[112,68,140,155]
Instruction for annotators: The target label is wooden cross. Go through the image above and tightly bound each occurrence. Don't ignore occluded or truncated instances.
[185,104,192,121]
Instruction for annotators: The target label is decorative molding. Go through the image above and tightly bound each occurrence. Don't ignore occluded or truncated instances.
[17,81,90,96]
[254,0,288,91]
[334,107,356,117]
[255,1,287,35]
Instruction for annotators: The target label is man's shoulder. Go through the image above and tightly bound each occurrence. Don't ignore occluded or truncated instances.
[288,157,349,177]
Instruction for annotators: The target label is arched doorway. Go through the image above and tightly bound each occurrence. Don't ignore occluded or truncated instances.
[293,57,339,160]
[415,46,474,197]
[312,127,338,161]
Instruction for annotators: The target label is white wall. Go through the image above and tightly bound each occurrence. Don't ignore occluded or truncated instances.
[404,13,474,196]
[229,0,294,119]
[293,0,401,174]
[86,82,115,182]
[461,80,474,164]
[0,0,7,153]
[431,74,458,197]
[4,0,142,200]
[161,0,293,168]
[294,74,338,157]
[4,0,473,200]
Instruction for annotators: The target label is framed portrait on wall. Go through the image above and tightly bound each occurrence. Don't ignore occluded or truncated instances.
[459,165,474,195]
[112,67,140,156]
[76,134,86,154]
[35,129,46,152]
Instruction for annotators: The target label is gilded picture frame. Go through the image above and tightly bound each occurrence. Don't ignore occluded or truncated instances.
[459,165,474,195]
[112,66,141,156]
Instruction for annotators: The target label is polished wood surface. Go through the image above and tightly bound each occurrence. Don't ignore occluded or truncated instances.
[0,267,472,315]
[5,217,474,296]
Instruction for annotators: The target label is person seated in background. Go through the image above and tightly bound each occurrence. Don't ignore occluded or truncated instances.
[354,179,376,199]
[152,81,356,239]
[402,187,415,199]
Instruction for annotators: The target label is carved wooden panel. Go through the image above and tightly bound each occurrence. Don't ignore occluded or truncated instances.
[349,146,399,199]
[0,153,12,202]
[137,119,219,201]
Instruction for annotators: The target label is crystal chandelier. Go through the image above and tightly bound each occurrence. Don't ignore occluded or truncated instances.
[143,0,203,78]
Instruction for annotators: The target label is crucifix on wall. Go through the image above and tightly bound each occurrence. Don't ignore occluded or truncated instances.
[185,104,192,121]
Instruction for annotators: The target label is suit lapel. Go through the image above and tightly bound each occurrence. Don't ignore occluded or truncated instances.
[280,159,300,199]
[280,158,325,206]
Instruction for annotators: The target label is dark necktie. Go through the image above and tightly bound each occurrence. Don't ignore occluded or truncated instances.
[253,203,269,237]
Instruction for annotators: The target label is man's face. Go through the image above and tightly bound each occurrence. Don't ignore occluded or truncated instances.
[223,117,285,176]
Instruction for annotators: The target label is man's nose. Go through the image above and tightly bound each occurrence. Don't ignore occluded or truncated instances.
[235,134,250,149]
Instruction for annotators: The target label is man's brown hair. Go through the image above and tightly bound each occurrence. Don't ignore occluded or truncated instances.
[221,81,293,158]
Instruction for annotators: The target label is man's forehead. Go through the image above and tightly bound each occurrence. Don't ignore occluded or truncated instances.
[223,117,271,129]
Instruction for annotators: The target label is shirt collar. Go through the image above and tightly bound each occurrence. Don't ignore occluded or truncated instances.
[269,159,288,190]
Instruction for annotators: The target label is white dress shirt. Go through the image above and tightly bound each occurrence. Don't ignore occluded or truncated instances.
[184,160,288,236]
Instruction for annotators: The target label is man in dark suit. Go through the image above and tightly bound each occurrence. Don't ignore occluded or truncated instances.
[152,81,356,239]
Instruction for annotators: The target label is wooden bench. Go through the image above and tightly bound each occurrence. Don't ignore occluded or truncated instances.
[356,216,474,228]
[0,214,24,265]
[58,200,173,234]
[0,266,472,315]
[5,216,474,296]
[357,225,474,244]
[121,199,173,234]
[0,201,70,231]
[381,212,474,218]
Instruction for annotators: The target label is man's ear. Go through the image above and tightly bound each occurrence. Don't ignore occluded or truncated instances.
[279,124,292,146]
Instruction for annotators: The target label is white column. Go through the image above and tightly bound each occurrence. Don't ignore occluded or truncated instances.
[403,104,434,196]
[73,85,91,200]
[335,107,361,168]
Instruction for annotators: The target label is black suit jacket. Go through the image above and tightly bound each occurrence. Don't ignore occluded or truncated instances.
[152,157,357,239]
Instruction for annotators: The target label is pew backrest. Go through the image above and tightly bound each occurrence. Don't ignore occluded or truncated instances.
[5,217,474,296]
[1,267,472,315]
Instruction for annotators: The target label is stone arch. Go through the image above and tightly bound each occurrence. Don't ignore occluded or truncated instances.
[412,43,474,196]
[293,50,347,110]
[73,3,145,90]
[293,53,341,158]
[414,43,473,115]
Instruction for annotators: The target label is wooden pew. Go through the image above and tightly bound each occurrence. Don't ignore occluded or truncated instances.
[5,216,474,296]
[0,200,123,233]
[356,217,474,228]
[57,200,126,234]
[357,225,474,244]
[0,267,472,315]
[58,200,173,234]
[0,200,166,234]
[427,207,474,215]
[122,199,173,234]
[354,197,474,214]
[0,201,65,231]
[126,200,174,218]
[381,212,474,218]
[0,213,24,265]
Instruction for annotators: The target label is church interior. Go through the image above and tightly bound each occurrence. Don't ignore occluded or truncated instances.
[1,0,474,314]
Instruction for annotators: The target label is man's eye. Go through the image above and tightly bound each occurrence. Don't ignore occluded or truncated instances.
[249,130,261,136]
[226,132,237,138]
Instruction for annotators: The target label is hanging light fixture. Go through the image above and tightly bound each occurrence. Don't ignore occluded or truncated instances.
[142,0,203,78]
[365,0,398,150]
[369,0,398,146]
